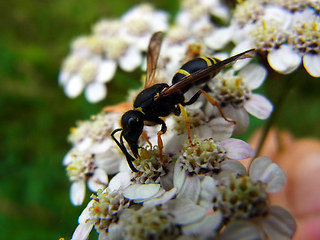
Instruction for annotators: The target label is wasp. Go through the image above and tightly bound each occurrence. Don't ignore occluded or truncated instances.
[109,32,255,172]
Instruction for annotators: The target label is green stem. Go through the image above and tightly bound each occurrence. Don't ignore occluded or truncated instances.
[254,69,304,158]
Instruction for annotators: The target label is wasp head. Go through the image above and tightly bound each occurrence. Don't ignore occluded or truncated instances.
[120,110,144,157]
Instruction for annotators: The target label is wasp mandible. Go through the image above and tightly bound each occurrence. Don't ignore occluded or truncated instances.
[110,32,255,172]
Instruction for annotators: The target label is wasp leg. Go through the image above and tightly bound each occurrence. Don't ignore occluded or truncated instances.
[141,130,152,149]
[153,118,167,164]
[178,104,193,145]
[183,90,236,124]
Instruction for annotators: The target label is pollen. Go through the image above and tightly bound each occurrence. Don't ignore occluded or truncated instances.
[132,147,169,184]
[250,20,286,51]
[179,137,226,174]
[216,175,269,221]
[211,69,249,108]
[233,0,263,26]
[288,19,320,54]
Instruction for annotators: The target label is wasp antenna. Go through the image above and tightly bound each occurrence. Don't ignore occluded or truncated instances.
[111,128,139,172]
[238,48,256,59]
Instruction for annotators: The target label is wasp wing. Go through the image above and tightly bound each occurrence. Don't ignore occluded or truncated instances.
[160,49,256,97]
[102,102,132,113]
[144,31,165,89]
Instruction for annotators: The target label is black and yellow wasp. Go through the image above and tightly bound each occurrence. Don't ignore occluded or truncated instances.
[109,32,255,172]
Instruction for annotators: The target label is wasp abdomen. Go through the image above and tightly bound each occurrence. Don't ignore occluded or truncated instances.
[172,57,220,93]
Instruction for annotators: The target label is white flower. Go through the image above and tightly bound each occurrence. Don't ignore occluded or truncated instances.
[63,149,109,206]
[215,156,296,239]
[64,112,127,205]
[59,3,170,102]
[174,137,253,179]
[227,0,320,77]
[208,63,272,134]
[72,188,130,240]
[120,4,169,51]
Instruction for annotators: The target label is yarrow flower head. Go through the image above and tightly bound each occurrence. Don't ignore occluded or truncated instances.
[64,112,127,205]
[72,188,130,240]
[61,1,299,239]
[59,4,169,102]
[208,63,272,134]
[215,157,296,239]
[207,0,320,77]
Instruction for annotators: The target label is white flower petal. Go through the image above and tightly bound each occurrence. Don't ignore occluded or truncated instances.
[119,47,142,72]
[206,117,234,140]
[76,137,93,152]
[263,6,292,30]
[87,168,108,192]
[123,183,161,201]
[262,206,296,240]
[72,222,94,240]
[98,229,108,240]
[204,27,233,50]
[108,171,132,192]
[107,222,122,240]
[64,75,84,98]
[303,53,320,77]
[222,138,255,159]
[71,180,86,206]
[95,152,121,175]
[144,187,177,207]
[267,45,301,74]
[249,157,286,193]
[239,64,267,90]
[90,139,111,154]
[199,176,217,210]
[63,150,73,166]
[84,82,107,103]
[231,40,256,70]
[220,160,247,177]
[173,159,186,191]
[244,93,273,120]
[168,199,207,225]
[96,60,117,83]
[182,211,222,237]
[78,200,94,223]
[221,105,249,135]
[218,220,263,240]
[58,70,70,85]
[177,174,201,203]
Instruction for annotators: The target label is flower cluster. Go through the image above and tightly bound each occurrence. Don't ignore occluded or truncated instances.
[206,0,320,76]
[57,0,319,239]
[59,4,169,102]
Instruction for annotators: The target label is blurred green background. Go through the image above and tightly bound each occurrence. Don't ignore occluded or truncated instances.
[0,0,319,239]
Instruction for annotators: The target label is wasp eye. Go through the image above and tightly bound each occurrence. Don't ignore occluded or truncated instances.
[128,117,139,128]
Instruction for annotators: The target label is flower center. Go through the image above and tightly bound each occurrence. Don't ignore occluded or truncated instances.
[132,147,168,183]
[251,20,286,51]
[120,206,179,239]
[89,189,130,232]
[66,151,95,181]
[289,19,320,54]
[216,175,269,221]
[211,70,250,108]
[179,138,227,174]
